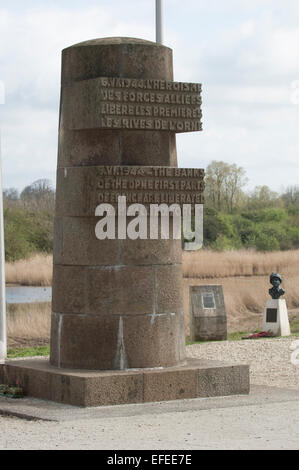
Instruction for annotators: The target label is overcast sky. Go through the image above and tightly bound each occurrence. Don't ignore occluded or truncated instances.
[0,0,298,193]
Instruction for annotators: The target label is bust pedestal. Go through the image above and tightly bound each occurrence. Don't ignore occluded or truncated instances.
[262,299,291,337]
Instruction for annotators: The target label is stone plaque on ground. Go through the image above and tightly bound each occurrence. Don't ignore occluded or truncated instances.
[190,285,227,342]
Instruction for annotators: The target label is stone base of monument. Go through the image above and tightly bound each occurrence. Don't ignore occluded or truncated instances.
[0,358,249,407]
[262,299,291,337]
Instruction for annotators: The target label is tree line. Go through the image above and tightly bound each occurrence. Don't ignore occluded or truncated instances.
[3,179,55,261]
[3,164,299,261]
[203,161,299,251]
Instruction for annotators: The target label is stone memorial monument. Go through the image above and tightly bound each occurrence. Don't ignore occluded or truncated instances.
[262,273,290,337]
[190,285,227,342]
[0,38,249,406]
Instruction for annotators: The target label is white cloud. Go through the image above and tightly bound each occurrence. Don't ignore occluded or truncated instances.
[0,1,299,192]
[0,3,153,189]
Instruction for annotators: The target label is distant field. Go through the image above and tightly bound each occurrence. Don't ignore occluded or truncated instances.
[182,249,299,279]
[7,249,299,286]
[183,249,299,334]
[7,302,51,348]
[5,249,299,345]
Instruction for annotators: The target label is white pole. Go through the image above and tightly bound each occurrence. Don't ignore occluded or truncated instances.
[156,0,163,44]
[0,131,6,364]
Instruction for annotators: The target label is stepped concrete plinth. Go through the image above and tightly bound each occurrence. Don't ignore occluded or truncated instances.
[0,358,250,407]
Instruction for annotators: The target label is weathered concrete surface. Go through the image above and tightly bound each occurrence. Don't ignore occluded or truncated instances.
[58,129,178,168]
[190,285,227,342]
[61,37,174,84]
[50,313,185,370]
[0,358,249,407]
[51,38,190,371]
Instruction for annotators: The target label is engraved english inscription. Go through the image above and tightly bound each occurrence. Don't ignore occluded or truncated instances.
[96,166,205,207]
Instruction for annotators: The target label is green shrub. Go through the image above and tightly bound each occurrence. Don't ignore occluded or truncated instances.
[255,233,280,251]
[4,207,53,262]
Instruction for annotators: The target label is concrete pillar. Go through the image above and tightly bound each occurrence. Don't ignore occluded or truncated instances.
[50,38,186,370]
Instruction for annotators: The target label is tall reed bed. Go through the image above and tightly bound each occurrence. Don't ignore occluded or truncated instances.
[183,249,299,334]
[6,254,53,286]
[183,249,299,279]
[7,303,51,347]
[6,250,299,286]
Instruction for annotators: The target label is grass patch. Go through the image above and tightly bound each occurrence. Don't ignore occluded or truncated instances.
[186,331,258,345]
[187,320,299,346]
[227,331,249,341]
[290,317,299,336]
[186,335,227,345]
[7,302,51,343]
[7,346,50,359]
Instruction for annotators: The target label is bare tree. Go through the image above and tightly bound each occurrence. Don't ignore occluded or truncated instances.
[20,179,55,212]
[3,188,20,208]
[247,185,280,210]
[205,161,248,212]
[281,185,299,207]
[223,164,248,212]
[205,161,230,211]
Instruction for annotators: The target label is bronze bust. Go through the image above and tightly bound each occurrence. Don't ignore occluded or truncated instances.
[269,273,285,299]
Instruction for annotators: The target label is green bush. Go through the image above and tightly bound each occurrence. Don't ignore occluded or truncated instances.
[4,207,53,262]
[242,208,288,224]
[203,208,231,247]
[211,234,241,251]
[255,233,280,251]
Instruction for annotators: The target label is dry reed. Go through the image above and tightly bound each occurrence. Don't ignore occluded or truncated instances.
[7,303,51,347]
[183,249,299,334]
[183,249,299,279]
[5,250,299,339]
[6,254,53,286]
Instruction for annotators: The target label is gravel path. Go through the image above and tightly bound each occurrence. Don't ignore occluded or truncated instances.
[187,336,299,390]
[0,338,298,450]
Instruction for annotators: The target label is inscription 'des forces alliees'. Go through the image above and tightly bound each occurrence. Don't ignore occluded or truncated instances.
[63,77,203,133]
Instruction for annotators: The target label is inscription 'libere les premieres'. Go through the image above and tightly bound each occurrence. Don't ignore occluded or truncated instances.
[63,77,203,133]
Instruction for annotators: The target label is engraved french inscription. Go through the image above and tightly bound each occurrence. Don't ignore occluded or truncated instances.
[63,77,203,133]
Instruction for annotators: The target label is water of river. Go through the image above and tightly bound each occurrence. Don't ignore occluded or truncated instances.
[6,286,52,304]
